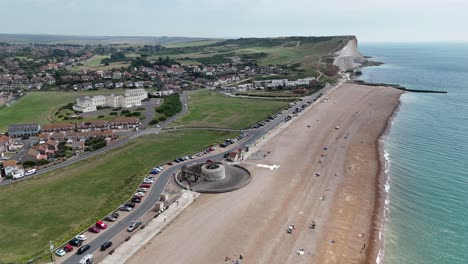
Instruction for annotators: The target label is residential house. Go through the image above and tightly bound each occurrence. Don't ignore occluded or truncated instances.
[41,124,76,133]
[0,135,11,157]
[8,124,41,138]
[1,160,23,178]
[23,148,47,162]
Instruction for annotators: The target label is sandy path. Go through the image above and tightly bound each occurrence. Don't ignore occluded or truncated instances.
[126,83,403,264]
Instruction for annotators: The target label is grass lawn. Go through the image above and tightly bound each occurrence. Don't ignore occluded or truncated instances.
[0,130,236,263]
[0,90,125,132]
[173,90,290,129]
[163,40,222,48]
[72,55,130,72]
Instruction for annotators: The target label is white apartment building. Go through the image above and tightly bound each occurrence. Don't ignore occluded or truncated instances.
[73,89,148,113]
[73,96,97,112]
[125,88,148,101]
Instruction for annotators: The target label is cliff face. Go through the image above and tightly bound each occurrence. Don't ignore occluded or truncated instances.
[334,37,366,71]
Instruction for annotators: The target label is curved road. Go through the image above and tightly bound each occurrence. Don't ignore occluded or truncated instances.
[62,87,329,264]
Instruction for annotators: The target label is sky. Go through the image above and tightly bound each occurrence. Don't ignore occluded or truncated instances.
[1,0,467,42]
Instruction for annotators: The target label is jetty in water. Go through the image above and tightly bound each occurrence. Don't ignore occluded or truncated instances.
[350,80,448,94]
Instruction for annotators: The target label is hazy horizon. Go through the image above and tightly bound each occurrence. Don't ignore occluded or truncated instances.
[1,0,468,42]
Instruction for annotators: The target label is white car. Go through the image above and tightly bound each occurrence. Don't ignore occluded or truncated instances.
[143,178,154,184]
[75,234,87,241]
[55,248,66,257]
[135,192,145,197]
[25,169,36,176]
[137,188,148,192]
[157,166,164,171]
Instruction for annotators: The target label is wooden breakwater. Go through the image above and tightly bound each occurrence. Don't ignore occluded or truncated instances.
[350,80,447,94]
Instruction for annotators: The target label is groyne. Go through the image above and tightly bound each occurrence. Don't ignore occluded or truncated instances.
[350,80,447,94]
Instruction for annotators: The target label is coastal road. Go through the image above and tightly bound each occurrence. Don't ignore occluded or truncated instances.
[0,93,188,187]
[62,89,329,264]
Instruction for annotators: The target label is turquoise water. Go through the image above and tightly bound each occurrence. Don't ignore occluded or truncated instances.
[358,43,468,264]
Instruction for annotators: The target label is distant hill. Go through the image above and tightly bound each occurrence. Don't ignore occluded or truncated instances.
[0,34,218,45]
[155,35,359,79]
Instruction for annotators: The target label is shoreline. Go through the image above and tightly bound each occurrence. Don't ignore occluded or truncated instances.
[366,93,404,264]
[125,83,403,264]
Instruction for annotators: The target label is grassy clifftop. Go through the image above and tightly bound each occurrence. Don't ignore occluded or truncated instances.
[159,35,356,78]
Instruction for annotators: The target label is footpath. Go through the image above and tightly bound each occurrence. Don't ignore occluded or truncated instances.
[100,190,199,264]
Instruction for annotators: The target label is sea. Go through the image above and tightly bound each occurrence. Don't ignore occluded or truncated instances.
[357,43,468,264]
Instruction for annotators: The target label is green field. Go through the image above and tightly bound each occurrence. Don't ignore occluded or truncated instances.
[163,40,223,48]
[0,130,236,262]
[0,90,125,132]
[72,55,130,72]
[173,90,290,129]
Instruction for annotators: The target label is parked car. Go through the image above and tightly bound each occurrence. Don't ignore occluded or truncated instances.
[104,215,117,222]
[120,205,132,211]
[100,241,113,251]
[140,183,152,188]
[127,221,142,232]
[125,202,136,208]
[63,244,74,252]
[25,169,36,176]
[75,234,87,241]
[144,178,154,184]
[111,212,120,219]
[88,226,100,233]
[131,197,142,203]
[69,238,83,247]
[150,169,160,174]
[55,248,66,257]
[157,167,163,171]
[77,245,91,255]
[96,221,107,229]
[137,188,148,192]
[167,162,174,166]
[135,192,145,197]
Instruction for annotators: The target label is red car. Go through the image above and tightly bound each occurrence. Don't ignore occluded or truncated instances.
[140,184,151,188]
[63,244,73,252]
[88,226,100,233]
[96,221,107,229]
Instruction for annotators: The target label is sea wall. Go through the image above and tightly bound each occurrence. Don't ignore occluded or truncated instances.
[334,37,366,71]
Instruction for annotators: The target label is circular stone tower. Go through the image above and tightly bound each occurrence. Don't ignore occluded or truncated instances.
[201,163,226,182]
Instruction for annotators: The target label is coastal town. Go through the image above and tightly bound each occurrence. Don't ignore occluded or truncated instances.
[0,34,398,264]
[0,41,326,182]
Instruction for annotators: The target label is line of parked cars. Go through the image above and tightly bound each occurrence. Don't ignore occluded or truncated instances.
[55,234,90,257]
[251,114,280,129]
[56,166,160,258]
[219,133,248,148]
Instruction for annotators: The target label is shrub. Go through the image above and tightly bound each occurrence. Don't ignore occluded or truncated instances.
[110,112,118,115]
[98,115,105,118]
[37,160,50,166]
[155,95,181,118]
[23,160,37,167]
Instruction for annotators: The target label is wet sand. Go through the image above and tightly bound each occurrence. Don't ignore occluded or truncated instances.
[126,83,403,264]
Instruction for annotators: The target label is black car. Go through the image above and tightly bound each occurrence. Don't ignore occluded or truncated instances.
[131,197,142,203]
[104,215,117,222]
[77,245,91,255]
[111,212,120,219]
[69,238,82,247]
[100,241,113,251]
[125,202,136,208]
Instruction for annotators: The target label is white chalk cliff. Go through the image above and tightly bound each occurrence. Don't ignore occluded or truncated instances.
[334,37,366,71]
